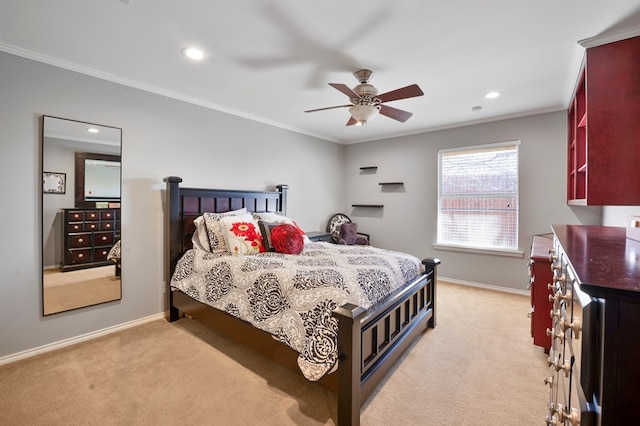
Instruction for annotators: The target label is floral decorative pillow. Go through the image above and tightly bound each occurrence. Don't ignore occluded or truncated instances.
[202,208,247,252]
[219,214,264,255]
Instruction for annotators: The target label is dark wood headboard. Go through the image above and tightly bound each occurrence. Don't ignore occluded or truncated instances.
[163,176,288,309]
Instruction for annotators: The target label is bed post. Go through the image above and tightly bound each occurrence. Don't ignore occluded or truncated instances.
[164,176,183,322]
[276,184,288,215]
[422,258,441,328]
[334,303,367,426]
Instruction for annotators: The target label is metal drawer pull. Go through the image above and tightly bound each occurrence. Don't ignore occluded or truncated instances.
[560,316,582,339]
[78,238,84,243]
[547,355,571,377]
[557,407,580,425]
[549,290,571,303]
[546,328,564,343]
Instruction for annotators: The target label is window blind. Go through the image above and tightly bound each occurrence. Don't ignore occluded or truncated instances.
[437,142,519,251]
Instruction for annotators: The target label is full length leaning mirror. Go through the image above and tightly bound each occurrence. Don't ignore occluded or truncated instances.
[42,116,122,315]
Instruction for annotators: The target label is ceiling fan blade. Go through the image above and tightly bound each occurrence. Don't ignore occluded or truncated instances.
[379,104,414,123]
[346,117,358,126]
[329,83,360,99]
[304,104,352,113]
[377,84,424,103]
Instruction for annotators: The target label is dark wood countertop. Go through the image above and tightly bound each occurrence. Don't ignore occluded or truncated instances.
[552,224,640,299]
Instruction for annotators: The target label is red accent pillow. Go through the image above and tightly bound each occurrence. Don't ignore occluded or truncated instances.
[270,224,304,255]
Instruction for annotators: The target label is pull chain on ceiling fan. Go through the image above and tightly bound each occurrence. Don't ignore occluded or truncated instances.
[305,69,424,126]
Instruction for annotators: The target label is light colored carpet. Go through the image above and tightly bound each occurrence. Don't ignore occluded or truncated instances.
[0,281,549,425]
[43,266,121,314]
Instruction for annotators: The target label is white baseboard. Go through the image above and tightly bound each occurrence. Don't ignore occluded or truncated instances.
[1,280,525,365]
[439,276,529,297]
[0,313,164,366]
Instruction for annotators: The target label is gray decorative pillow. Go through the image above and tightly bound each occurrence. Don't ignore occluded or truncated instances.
[339,222,368,245]
[258,221,280,252]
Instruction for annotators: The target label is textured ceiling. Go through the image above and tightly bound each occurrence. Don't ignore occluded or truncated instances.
[2,0,640,144]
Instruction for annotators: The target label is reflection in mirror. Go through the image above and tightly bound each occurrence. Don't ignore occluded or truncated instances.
[42,116,122,315]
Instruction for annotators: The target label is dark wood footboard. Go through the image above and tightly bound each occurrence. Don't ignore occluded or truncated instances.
[163,176,439,426]
[334,258,439,425]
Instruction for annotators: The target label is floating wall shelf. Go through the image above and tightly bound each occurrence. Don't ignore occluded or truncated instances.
[351,204,384,208]
[359,166,378,171]
[378,182,404,186]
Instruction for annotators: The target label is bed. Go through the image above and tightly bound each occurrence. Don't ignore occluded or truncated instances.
[163,176,440,426]
[107,239,121,276]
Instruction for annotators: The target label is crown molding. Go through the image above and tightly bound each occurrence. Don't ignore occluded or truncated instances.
[0,42,338,144]
[578,26,640,48]
[562,46,586,108]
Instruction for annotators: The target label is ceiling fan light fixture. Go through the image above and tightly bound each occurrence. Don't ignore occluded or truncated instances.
[349,104,379,124]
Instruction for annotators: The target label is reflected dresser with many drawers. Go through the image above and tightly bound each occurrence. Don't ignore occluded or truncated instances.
[546,225,640,425]
[61,208,120,272]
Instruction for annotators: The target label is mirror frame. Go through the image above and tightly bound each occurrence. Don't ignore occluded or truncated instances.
[41,115,123,316]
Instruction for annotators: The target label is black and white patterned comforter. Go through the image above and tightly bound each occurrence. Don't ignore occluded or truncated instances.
[108,240,121,266]
[170,242,424,381]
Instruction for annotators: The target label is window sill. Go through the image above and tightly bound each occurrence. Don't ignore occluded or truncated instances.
[432,243,524,258]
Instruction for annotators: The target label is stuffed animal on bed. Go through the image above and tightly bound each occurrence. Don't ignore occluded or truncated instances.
[338,222,369,245]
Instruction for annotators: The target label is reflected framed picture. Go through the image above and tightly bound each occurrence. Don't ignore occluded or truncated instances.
[43,171,66,194]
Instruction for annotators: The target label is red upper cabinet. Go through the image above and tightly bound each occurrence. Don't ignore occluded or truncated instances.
[567,35,640,206]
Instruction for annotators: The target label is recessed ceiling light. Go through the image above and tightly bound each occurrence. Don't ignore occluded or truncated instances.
[182,47,204,60]
[485,91,501,99]
[87,127,99,133]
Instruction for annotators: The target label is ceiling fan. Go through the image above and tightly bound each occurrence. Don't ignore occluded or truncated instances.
[304,69,424,126]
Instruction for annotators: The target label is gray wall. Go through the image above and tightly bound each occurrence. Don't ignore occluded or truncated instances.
[0,49,612,360]
[343,112,603,291]
[42,140,76,269]
[0,51,344,359]
[603,206,640,226]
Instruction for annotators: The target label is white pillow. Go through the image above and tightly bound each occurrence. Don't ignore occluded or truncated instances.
[219,214,264,255]
[191,215,210,251]
[202,208,247,252]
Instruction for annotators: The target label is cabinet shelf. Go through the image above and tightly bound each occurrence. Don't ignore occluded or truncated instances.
[577,114,587,128]
[351,204,384,208]
[567,35,640,205]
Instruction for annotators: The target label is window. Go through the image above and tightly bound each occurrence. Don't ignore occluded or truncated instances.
[436,141,519,253]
